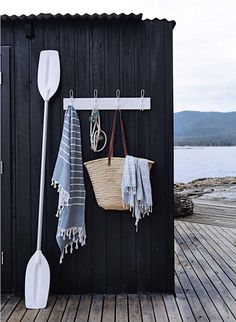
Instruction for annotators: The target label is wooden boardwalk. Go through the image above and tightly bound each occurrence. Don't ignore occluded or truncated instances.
[178,199,236,229]
[1,221,236,321]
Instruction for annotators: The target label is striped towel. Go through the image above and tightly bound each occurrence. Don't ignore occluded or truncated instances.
[52,105,86,263]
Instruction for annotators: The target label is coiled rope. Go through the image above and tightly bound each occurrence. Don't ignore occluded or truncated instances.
[89,108,107,152]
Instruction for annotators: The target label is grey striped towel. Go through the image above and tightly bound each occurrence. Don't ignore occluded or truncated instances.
[52,105,86,263]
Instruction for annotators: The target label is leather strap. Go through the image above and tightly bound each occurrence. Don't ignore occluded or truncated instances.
[119,110,128,157]
[108,110,128,165]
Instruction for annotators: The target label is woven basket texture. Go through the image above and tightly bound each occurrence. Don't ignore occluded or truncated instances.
[84,157,153,210]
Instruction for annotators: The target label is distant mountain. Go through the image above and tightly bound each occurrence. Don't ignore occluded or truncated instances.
[174,111,236,146]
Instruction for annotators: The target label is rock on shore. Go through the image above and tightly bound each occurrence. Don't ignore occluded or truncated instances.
[175,176,236,202]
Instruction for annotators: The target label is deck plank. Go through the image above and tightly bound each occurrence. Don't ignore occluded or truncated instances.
[1,296,21,322]
[197,224,236,262]
[176,222,236,319]
[7,299,26,321]
[177,200,236,229]
[48,294,69,322]
[62,295,80,322]
[88,295,103,322]
[178,217,236,229]
[214,225,236,246]
[1,295,10,310]
[175,253,208,321]
[162,294,182,322]
[177,214,236,229]
[21,308,39,322]
[116,295,128,322]
[186,222,236,282]
[102,295,115,322]
[75,295,92,322]
[175,274,196,321]
[199,223,236,258]
[176,228,235,321]
[178,222,236,299]
[139,294,155,322]
[35,295,57,322]
[175,239,222,321]
[223,226,236,237]
[128,294,142,322]
[151,294,168,322]
[207,225,236,254]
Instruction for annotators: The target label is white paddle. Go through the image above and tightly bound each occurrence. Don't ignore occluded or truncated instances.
[25,50,60,309]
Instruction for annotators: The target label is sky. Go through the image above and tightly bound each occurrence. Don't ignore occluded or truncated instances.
[1,0,236,112]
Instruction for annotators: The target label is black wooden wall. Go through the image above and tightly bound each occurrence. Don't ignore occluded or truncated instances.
[1,14,175,294]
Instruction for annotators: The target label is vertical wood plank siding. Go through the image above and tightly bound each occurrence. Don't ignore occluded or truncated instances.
[1,46,12,291]
[1,17,174,294]
[14,22,31,292]
[105,20,122,294]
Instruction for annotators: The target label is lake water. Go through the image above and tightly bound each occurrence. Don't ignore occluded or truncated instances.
[174,146,236,183]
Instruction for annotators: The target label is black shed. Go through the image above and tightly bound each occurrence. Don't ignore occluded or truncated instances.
[1,13,175,294]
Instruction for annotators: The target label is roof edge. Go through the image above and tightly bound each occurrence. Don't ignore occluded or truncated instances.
[1,13,176,26]
[144,18,176,28]
[1,13,143,21]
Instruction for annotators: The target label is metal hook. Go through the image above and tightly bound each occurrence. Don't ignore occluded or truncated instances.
[140,89,145,111]
[69,90,74,106]
[94,89,98,99]
[116,89,120,98]
[116,89,120,110]
[93,89,98,110]
[69,89,74,98]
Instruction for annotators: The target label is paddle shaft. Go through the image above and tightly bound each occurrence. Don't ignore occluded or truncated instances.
[37,100,49,251]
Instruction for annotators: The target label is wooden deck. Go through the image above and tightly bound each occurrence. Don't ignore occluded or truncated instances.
[178,199,236,229]
[1,221,236,321]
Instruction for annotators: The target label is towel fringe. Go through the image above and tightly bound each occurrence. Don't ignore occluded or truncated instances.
[57,226,86,264]
[51,179,70,217]
[59,249,65,264]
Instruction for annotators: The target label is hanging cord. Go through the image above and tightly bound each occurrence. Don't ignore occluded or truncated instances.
[89,89,107,152]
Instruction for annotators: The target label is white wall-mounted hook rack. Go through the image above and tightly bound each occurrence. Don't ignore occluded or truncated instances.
[63,97,151,110]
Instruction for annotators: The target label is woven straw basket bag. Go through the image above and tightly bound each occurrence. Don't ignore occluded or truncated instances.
[84,110,154,211]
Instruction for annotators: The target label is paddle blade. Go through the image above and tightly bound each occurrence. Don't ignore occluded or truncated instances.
[25,250,50,309]
[37,50,60,101]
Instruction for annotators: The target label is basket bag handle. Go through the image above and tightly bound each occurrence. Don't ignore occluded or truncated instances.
[108,110,128,165]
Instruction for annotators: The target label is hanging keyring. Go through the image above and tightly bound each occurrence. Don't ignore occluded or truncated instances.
[89,89,107,152]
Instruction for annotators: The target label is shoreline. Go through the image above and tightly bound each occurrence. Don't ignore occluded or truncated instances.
[174,176,236,203]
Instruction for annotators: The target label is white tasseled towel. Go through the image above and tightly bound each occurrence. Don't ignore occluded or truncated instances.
[122,155,153,230]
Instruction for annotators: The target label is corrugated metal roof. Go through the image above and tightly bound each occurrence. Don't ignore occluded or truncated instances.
[1,13,176,26]
[1,13,143,21]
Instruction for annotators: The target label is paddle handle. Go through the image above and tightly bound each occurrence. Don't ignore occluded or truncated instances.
[37,100,49,251]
